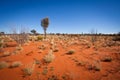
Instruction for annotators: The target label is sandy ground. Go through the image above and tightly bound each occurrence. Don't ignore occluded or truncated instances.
[0,35,120,80]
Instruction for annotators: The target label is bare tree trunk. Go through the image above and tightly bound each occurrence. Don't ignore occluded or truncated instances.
[44,29,47,39]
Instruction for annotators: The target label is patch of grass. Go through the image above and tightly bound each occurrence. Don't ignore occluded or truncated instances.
[86,45,91,48]
[48,75,59,80]
[26,51,33,56]
[53,48,59,52]
[10,61,22,68]
[0,61,9,69]
[87,61,101,71]
[38,44,46,50]
[0,39,4,48]
[22,62,35,76]
[42,68,48,75]
[76,61,85,66]
[23,67,33,76]
[112,36,120,41]
[93,61,101,71]
[37,36,43,41]
[87,64,93,70]
[12,50,19,55]
[66,50,75,55]
[101,56,112,62]
[16,45,23,51]
[34,59,41,65]
[93,65,101,71]
[3,51,11,57]
[44,50,55,63]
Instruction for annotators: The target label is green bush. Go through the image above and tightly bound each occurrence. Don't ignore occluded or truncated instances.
[37,36,43,41]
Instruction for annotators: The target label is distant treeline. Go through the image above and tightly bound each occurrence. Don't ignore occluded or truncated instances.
[0,32,120,36]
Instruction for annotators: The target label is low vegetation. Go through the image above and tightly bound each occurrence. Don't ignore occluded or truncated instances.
[37,36,43,41]
[0,61,9,69]
[22,62,35,76]
[10,61,22,68]
[16,45,23,51]
[48,75,59,80]
[66,49,75,55]
[42,68,48,75]
[101,56,112,62]
[53,48,59,52]
[3,51,11,57]
[23,67,33,76]
[43,50,55,63]
[0,33,120,80]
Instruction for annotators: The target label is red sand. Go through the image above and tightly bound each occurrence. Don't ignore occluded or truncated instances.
[0,37,120,80]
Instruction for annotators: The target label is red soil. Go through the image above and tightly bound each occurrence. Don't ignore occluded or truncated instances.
[0,38,120,80]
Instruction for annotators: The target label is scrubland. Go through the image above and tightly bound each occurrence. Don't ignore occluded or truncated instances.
[0,34,120,80]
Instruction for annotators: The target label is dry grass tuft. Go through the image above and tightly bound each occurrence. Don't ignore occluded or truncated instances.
[10,61,22,68]
[0,61,9,69]
[44,50,55,63]
[3,51,11,57]
[66,49,75,55]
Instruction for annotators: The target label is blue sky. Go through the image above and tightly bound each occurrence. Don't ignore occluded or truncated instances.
[0,0,120,34]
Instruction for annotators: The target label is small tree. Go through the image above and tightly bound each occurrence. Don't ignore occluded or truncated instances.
[0,32,5,35]
[41,17,49,39]
[31,29,36,35]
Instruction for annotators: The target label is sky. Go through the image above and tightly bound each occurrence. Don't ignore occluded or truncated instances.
[0,0,120,34]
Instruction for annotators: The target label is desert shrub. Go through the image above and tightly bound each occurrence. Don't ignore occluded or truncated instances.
[0,38,4,52]
[112,36,120,41]
[66,50,75,55]
[16,45,23,51]
[2,36,13,42]
[23,67,33,76]
[91,36,97,45]
[38,44,46,50]
[28,36,33,41]
[93,64,101,71]
[10,33,29,45]
[48,75,59,80]
[87,61,101,71]
[37,36,43,41]
[12,50,19,55]
[76,61,85,66]
[42,68,48,75]
[0,43,3,48]
[43,50,55,63]
[53,48,59,52]
[0,61,9,69]
[0,38,4,48]
[10,61,22,68]
[50,41,54,45]
[23,62,35,76]
[101,56,112,62]
[34,59,41,65]
[3,51,11,57]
